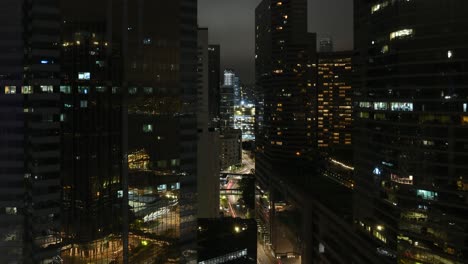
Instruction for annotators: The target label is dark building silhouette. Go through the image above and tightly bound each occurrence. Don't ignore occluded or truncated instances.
[0,1,198,263]
[59,18,125,263]
[208,44,221,127]
[124,0,199,262]
[255,0,317,261]
[255,1,393,263]
[255,0,317,164]
[0,0,62,262]
[354,0,468,263]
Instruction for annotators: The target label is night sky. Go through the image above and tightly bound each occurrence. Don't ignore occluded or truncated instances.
[198,0,353,84]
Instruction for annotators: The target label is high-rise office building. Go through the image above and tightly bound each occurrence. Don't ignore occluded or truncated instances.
[220,70,236,131]
[58,10,125,263]
[125,0,198,262]
[223,69,235,86]
[255,0,317,260]
[317,51,353,162]
[219,129,242,170]
[208,45,221,126]
[0,1,199,263]
[354,0,468,263]
[234,103,256,142]
[197,28,220,219]
[255,0,317,165]
[0,1,62,262]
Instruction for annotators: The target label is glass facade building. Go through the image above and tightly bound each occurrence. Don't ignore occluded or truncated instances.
[354,0,468,263]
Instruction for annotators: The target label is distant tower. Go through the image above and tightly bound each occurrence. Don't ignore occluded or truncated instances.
[319,36,334,52]
[220,70,236,130]
[223,69,235,86]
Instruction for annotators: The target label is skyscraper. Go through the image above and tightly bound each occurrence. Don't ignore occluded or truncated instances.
[354,0,468,263]
[220,70,236,131]
[59,8,125,263]
[0,1,199,263]
[255,0,317,260]
[197,28,220,219]
[0,1,62,262]
[208,45,221,126]
[124,0,198,262]
[317,51,353,162]
[255,0,317,165]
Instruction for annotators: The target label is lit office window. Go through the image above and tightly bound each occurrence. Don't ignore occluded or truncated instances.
[78,72,91,80]
[60,86,71,94]
[129,87,138,94]
[390,29,413,40]
[144,87,154,94]
[22,86,33,94]
[5,86,16,94]
[143,124,153,133]
[40,85,54,93]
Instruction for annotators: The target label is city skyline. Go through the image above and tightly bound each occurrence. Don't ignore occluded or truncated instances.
[0,0,467,263]
[198,0,353,83]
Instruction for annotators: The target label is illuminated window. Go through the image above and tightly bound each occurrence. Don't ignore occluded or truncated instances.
[143,124,153,133]
[144,87,153,94]
[143,38,152,45]
[390,29,413,40]
[462,116,468,125]
[422,140,434,146]
[40,85,53,93]
[80,100,88,108]
[78,72,91,80]
[5,86,16,94]
[381,45,389,54]
[390,102,413,111]
[391,174,413,185]
[22,86,33,94]
[417,189,437,200]
[374,102,388,110]
[129,87,137,94]
[359,102,371,108]
[371,1,389,14]
[60,86,71,94]
[5,207,17,215]
[171,159,180,166]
